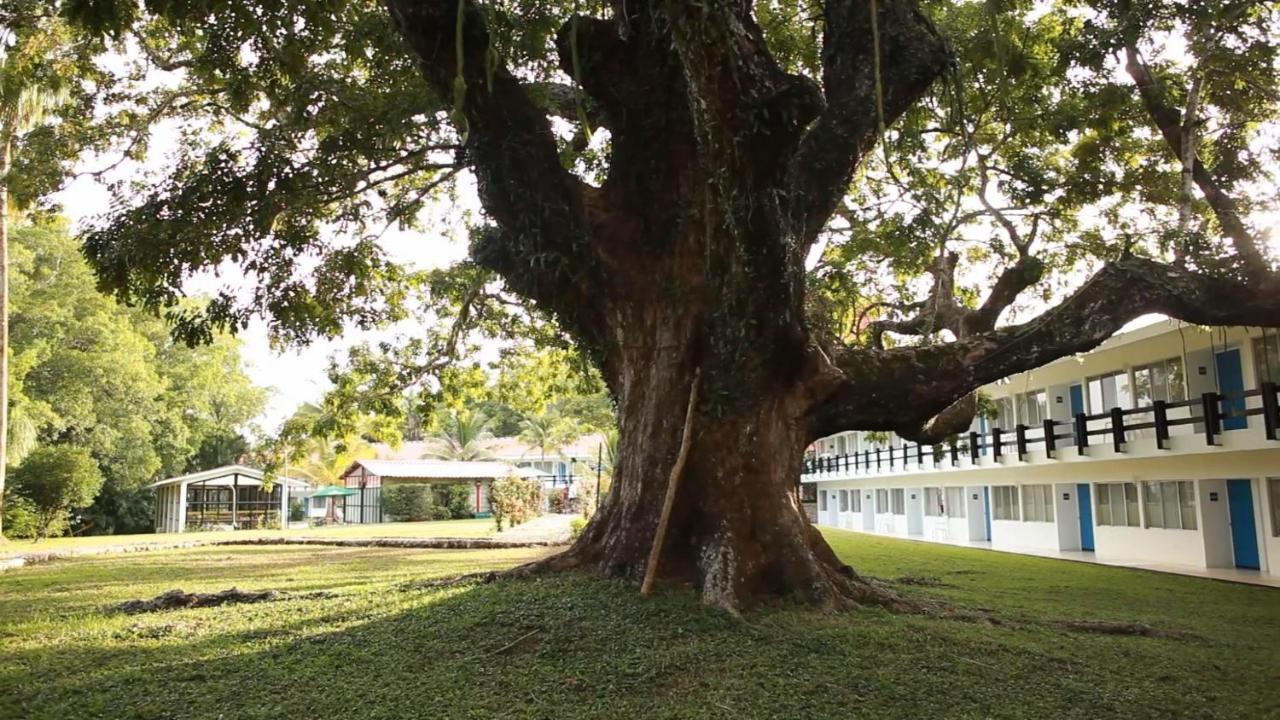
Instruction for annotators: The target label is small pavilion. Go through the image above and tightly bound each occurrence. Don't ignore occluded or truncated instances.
[150,464,308,533]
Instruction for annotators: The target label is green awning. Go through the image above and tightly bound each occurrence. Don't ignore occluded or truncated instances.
[310,485,359,498]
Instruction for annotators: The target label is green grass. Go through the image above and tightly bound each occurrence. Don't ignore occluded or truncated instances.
[0,518,497,556]
[2,528,1277,719]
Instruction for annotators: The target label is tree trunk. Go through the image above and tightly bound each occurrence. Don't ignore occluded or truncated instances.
[549,313,907,613]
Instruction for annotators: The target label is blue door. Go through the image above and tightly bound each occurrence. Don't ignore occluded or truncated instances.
[983,487,992,540]
[1077,483,1095,551]
[1216,349,1247,431]
[1227,480,1260,569]
[1069,384,1084,416]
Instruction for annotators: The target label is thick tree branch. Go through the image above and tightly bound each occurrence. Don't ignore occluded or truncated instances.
[789,0,950,248]
[1119,40,1270,282]
[812,259,1280,441]
[385,0,604,346]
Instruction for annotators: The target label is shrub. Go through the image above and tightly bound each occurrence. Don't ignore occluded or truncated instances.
[489,475,542,532]
[569,516,587,541]
[289,498,306,522]
[547,487,569,514]
[446,484,475,519]
[381,484,437,521]
[9,446,105,540]
[429,504,453,521]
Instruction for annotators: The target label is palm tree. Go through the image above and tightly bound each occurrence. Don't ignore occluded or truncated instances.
[288,435,378,487]
[519,411,578,482]
[0,21,71,536]
[422,409,494,461]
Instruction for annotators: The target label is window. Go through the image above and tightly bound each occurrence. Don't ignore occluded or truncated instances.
[838,490,849,512]
[925,488,943,517]
[1021,484,1055,522]
[1095,482,1140,527]
[1143,481,1197,530]
[1087,370,1133,413]
[891,488,905,515]
[1015,390,1048,427]
[850,490,862,513]
[1134,358,1187,405]
[992,485,1020,521]
[946,487,966,518]
[1269,478,1280,538]
[875,489,889,513]
[994,397,1016,430]
[819,491,828,512]
[1255,336,1280,385]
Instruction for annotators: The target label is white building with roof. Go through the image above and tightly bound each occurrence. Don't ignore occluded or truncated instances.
[337,458,544,522]
[150,464,310,533]
[803,321,1280,583]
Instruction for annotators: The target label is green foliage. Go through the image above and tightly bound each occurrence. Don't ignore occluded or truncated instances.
[569,515,587,541]
[422,408,494,460]
[489,474,541,532]
[381,484,438,522]
[7,222,266,534]
[446,483,475,519]
[546,487,569,514]
[9,446,104,539]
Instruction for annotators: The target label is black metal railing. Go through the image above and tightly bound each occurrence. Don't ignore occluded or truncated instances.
[801,382,1280,478]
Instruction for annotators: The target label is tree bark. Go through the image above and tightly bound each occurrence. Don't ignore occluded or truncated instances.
[560,341,906,613]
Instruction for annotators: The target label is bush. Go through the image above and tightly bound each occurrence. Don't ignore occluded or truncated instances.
[569,516,587,541]
[3,492,63,539]
[446,484,475,519]
[381,484,437,522]
[9,446,105,540]
[489,475,542,532]
[429,504,452,521]
[547,488,569,514]
[289,498,306,522]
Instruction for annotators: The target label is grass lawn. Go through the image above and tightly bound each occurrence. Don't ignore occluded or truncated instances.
[0,518,497,557]
[2,527,1277,719]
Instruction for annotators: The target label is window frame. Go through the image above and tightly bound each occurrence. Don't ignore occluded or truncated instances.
[1095,482,1141,527]
[992,485,1020,521]
[1142,480,1198,531]
[1021,484,1055,523]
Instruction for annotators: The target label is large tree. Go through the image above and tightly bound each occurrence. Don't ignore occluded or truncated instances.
[59,0,1280,610]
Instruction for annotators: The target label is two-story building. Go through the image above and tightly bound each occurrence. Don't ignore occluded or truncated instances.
[802,320,1280,582]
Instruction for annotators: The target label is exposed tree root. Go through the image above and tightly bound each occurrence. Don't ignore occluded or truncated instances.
[893,575,952,587]
[114,587,334,614]
[1052,619,1194,640]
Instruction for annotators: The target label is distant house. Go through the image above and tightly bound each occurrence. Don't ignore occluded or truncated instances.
[337,459,542,522]
[373,433,608,497]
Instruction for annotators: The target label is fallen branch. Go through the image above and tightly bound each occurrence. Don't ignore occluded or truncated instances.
[641,369,701,596]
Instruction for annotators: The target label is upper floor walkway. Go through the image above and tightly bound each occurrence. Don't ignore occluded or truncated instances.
[801,382,1280,484]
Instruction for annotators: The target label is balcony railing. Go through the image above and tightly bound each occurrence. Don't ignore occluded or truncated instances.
[801,382,1280,479]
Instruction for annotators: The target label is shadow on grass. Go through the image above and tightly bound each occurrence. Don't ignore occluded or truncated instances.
[5,569,1277,720]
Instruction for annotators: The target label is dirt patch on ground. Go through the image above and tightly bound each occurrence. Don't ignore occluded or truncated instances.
[114,587,334,614]
[1051,619,1195,640]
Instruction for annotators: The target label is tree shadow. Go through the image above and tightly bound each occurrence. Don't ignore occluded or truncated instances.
[7,570,1272,720]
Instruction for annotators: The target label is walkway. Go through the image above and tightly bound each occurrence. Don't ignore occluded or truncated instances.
[497,513,579,543]
[831,527,1280,588]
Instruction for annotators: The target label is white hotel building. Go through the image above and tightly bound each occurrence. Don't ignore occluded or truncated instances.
[802,321,1280,583]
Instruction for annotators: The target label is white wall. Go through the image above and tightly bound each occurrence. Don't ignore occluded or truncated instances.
[1094,525,1206,567]
[991,518,1060,552]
